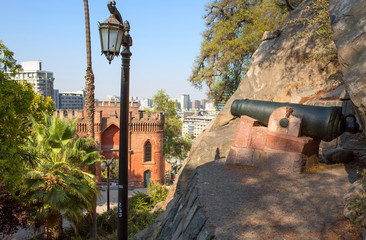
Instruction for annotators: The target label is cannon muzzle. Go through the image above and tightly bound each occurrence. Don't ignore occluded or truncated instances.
[231,99,359,142]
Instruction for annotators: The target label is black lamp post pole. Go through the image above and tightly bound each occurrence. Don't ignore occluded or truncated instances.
[98,1,131,238]
[107,162,110,211]
[118,42,132,240]
[102,157,114,211]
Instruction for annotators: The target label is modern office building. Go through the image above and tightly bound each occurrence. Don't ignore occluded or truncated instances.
[58,90,85,110]
[7,61,55,100]
[140,98,152,110]
[53,89,60,109]
[182,115,215,137]
[191,100,201,110]
[181,94,191,111]
[107,95,120,101]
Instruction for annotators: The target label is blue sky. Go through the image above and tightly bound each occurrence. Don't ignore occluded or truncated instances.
[1,0,208,100]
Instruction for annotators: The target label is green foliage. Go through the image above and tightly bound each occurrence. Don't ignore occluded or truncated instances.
[130,192,153,211]
[0,40,20,81]
[151,90,192,160]
[147,182,169,206]
[24,115,101,236]
[287,0,337,63]
[0,41,55,192]
[348,170,366,223]
[67,189,168,239]
[101,159,119,179]
[190,0,298,106]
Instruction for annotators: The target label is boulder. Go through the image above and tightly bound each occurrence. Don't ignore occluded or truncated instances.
[322,147,354,163]
[329,0,366,133]
[176,0,342,193]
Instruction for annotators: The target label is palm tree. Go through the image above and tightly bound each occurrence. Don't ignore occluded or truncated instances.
[83,0,95,139]
[83,0,97,238]
[25,115,101,239]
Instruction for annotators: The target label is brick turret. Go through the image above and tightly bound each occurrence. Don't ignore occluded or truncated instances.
[55,102,165,186]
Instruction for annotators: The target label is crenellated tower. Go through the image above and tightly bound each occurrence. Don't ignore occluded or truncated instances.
[55,101,166,186]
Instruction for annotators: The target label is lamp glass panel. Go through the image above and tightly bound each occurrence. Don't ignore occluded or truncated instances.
[108,28,119,53]
[100,27,109,52]
[115,30,123,53]
[101,162,106,172]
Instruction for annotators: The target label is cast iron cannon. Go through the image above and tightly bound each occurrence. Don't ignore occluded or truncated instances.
[231,99,359,142]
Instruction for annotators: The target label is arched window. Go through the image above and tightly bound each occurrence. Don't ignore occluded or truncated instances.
[144,140,152,162]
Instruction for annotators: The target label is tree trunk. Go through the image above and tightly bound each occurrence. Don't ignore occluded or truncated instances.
[83,0,97,239]
[83,0,95,139]
[44,213,63,240]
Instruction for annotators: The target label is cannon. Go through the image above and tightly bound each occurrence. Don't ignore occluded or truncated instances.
[231,99,359,142]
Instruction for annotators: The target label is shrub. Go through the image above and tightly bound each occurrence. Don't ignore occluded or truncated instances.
[147,182,169,206]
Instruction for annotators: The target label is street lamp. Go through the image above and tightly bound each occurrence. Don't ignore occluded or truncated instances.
[99,1,132,239]
[101,157,116,211]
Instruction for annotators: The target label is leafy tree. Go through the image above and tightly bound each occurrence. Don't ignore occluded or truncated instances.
[151,90,192,161]
[24,115,101,239]
[189,0,303,106]
[0,41,55,191]
[287,0,336,63]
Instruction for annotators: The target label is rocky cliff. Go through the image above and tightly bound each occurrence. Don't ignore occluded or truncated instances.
[135,0,366,238]
[329,0,366,133]
[176,0,345,194]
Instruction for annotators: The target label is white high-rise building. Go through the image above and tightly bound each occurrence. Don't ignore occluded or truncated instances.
[107,95,120,101]
[140,98,152,109]
[182,115,215,137]
[53,89,60,109]
[7,61,55,100]
[181,94,191,111]
[58,90,85,110]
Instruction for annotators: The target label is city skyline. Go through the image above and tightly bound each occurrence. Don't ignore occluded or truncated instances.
[1,0,208,101]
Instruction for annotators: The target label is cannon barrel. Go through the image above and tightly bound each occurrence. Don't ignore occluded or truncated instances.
[231,99,359,142]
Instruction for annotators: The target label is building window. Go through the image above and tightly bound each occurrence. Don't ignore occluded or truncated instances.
[144,140,152,162]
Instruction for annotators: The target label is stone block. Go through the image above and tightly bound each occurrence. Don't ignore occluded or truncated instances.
[268,106,293,135]
[266,132,316,153]
[288,117,302,137]
[267,151,294,173]
[226,147,238,165]
[237,148,255,166]
[250,127,268,150]
[232,116,259,148]
[303,139,320,156]
[291,152,306,174]
[253,149,268,170]
[305,154,319,169]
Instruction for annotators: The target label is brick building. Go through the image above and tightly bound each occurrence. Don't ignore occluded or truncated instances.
[55,100,165,187]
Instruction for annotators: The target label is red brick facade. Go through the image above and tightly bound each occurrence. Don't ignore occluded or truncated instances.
[55,101,165,187]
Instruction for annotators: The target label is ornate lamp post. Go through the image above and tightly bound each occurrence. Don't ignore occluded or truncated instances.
[101,157,116,211]
[99,1,132,239]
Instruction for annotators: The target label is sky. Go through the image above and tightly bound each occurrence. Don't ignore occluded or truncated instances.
[1,0,208,101]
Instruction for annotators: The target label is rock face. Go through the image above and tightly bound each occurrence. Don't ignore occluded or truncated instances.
[176,0,342,194]
[329,0,366,132]
[133,170,214,240]
[135,158,361,239]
